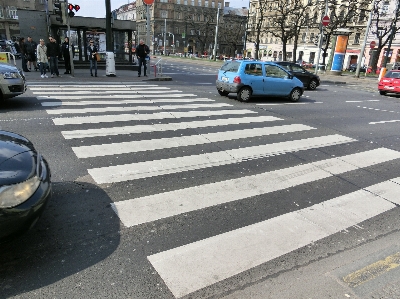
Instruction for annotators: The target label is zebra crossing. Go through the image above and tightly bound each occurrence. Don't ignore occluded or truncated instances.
[31,82,400,298]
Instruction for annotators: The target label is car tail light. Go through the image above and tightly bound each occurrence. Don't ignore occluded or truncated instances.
[233,76,241,84]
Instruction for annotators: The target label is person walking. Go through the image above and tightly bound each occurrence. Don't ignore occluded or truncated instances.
[19,37,29,72]
[36,39,49,78]
[25,36,38,71]
[135,39,150,77]
[87,40,98,77]
[62,37,74,74]
[47,36,61,78]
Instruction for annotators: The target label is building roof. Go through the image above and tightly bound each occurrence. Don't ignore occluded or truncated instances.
[223,7,248,17]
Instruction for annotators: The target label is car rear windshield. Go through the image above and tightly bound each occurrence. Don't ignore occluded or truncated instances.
[385,71,400,78]
[220,61,241,72]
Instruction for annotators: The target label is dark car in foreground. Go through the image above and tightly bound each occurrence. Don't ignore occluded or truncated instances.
[378,70,400,96]
[275,61,320,90]
[0,130,51,242]
[216,60,304,102]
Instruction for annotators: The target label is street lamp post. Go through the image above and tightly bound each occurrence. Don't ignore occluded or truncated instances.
[168,32,175,53]
[213,6,220,61]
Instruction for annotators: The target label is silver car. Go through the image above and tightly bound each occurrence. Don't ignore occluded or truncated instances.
[0,63,26,101]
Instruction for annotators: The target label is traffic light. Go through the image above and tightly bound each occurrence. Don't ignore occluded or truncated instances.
[54,1,67,24]
[68,3,75,17]
[67,3,80,18]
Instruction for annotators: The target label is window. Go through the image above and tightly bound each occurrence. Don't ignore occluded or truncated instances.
[198,0,201,5]
[291,64,305,73]
[197,14,201,21]
[244,63,263,76]
[212,1,215,7]
[205,0,208,6]
[184,0,188,4]
[265,65,287,78]
[191,0,195,5]
[160,10,168,18]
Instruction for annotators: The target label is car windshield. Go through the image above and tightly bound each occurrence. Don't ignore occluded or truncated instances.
[220,61,241,72]
[385,71,400,78]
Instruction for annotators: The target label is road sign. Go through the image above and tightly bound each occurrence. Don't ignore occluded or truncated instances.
[370,41,376,49]
[143,0,154,5]
[322,15,330,26]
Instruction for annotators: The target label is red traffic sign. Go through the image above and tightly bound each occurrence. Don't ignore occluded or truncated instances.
[370,41,376,49]
[322,15,330,26]
[143,0,154,5]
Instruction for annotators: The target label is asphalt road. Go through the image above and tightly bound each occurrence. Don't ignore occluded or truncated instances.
[1,59,400,299]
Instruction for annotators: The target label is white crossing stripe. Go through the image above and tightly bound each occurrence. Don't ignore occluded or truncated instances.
[41,98,215,107]
[37,94,197,100]
[112,147,400,227]
[46,103,232,115]
[34,88,173,94]
[52,109,258,126]
[29,84,157,89]
[370,119,400,124]
[88,134,356,184]
[73,124,315,158]
[30,86,166,91]
[61,116,283,139]
[147,181,398,298]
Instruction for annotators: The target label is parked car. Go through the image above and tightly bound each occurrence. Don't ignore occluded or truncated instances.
[275,61,320,90]
[378,70,400,95]
[0,130,51,242]
[216,60,304,102]
[0,63,26,102]
[347,63,366,73]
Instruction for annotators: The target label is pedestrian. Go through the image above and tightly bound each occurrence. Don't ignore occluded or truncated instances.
[36,39,49,78]
[19,37,29,72]
[47,36,61,77]
[25,36,38,71]
[135,39,150,77]
[87,40,98,77]
[62,37,74,74]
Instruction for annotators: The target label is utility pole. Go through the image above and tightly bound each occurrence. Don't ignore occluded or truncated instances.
[213,6,220,61]
[105,0,116,76]
[315,0,328,75]
[163,18,167,55]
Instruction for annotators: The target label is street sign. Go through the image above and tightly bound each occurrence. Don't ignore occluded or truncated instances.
[143,0,154,4]
[322,15,330,26]
[370,41,376,49]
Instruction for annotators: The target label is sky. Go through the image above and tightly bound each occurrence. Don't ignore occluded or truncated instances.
[77,0,249,18]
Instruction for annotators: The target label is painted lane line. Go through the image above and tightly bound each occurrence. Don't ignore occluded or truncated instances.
[46,103,233,115]
[73,124,315,158]
[112,147,399,227]
[40,98,215,107]
[369,120,400,124]
[88,134,356,184]
[53,109,258,126]
[29,86,161,91]
[147,179,399,298]
[61,116,283,139]
[37,94,197,100]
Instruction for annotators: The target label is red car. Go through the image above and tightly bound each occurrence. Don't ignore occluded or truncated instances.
[378,70,400,95]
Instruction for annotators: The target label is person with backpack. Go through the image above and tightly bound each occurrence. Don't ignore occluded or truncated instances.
[135,39,150,77]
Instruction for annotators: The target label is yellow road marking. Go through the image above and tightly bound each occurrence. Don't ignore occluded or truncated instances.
[343,252,400,287]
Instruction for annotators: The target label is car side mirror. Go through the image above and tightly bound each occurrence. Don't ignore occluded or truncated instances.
[287,74,293,79]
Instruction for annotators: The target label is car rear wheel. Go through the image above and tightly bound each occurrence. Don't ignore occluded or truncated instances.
[237,87,252,102]
[379,91,387,95]
[217,90,229,96]
[308,79,318,90]
[289,88,302,102]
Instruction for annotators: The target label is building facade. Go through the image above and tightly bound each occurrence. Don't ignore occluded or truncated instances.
[0,0,46,40]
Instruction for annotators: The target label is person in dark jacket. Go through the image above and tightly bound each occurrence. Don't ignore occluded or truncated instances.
[47,36,61,77]
[87,40,98,77]
[25,36,38,71]
[135,39,150,77]
[19,37,29,72]
[62,37,74,74]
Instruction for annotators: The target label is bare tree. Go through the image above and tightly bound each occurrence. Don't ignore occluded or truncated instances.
[368,0,400,72]
[219,10,248,57]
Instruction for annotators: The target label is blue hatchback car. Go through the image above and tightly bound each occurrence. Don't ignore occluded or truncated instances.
[216,60,304,102]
